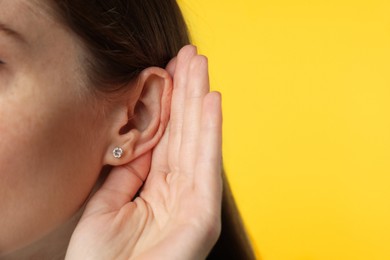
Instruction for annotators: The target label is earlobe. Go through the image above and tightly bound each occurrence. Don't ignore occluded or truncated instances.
[103,67,173,166]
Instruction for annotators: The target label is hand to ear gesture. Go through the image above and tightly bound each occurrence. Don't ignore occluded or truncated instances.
[65,45,223,260]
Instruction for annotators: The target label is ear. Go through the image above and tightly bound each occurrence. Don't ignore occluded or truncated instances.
[103,67,172,166]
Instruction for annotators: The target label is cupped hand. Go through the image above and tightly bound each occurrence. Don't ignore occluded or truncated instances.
[65,45,223,260]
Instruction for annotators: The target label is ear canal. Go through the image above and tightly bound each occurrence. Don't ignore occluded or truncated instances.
[119,119,134,135]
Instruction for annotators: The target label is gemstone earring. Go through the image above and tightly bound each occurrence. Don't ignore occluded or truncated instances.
[113,147,123,159]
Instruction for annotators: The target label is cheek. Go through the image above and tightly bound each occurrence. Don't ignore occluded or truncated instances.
[0,77,105,252]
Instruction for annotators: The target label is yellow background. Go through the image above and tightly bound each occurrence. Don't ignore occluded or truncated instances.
[179,1,390,259]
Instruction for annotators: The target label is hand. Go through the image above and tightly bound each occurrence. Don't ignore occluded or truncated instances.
[65,45,223,260]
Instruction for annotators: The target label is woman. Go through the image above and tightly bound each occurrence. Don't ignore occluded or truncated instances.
[0,0,255,259]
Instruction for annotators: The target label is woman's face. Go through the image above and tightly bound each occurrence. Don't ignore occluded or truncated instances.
[0,0,110,252]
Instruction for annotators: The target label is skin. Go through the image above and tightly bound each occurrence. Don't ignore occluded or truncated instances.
[0,0,222,259]
[0,0,107,253]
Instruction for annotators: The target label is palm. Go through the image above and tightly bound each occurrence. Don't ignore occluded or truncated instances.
[66,46,222,260]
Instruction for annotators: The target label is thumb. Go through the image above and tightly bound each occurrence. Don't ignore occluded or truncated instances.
[83,151,151,216]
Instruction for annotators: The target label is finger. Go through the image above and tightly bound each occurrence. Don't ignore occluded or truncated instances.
[150,122,170,176]
[179,55,210,172]
[85,152,151,215]
[166,57,177,77]
[195,92,223,202]
[168,45,197,169]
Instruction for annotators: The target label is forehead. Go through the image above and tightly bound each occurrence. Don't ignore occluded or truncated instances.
[0,0,75,57]
[0,0,56,35]
[0,0,40,19]
[0,0,88,79]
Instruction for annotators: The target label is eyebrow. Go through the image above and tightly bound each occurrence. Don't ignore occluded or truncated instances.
[0,23,27,44]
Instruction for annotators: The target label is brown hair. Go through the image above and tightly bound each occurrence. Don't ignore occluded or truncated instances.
[54,0,190,91]
[52,0,256,258]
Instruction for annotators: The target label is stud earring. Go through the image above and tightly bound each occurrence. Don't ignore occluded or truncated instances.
[113,147,123,159]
